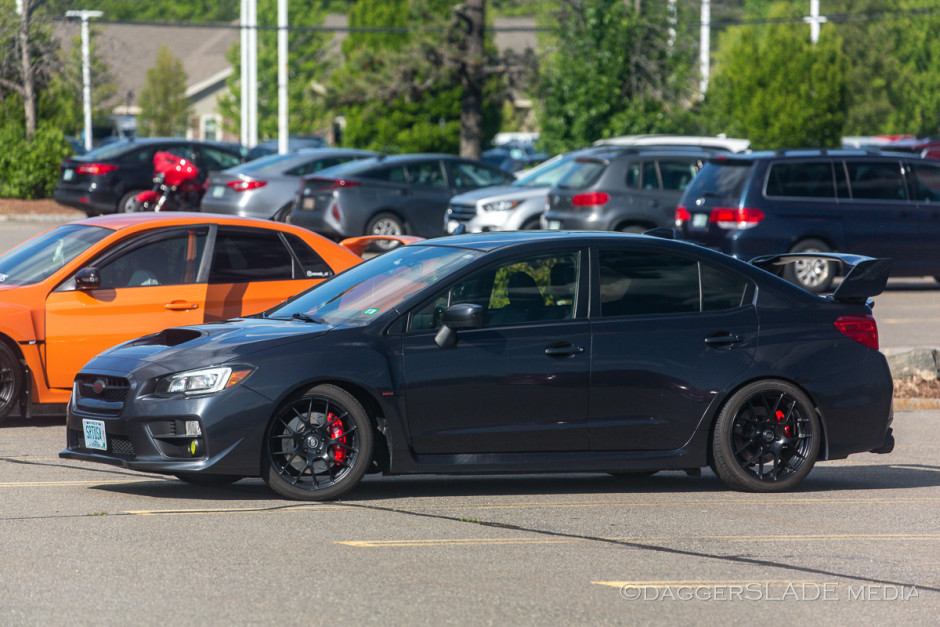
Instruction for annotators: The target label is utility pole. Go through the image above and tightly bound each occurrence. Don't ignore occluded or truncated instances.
[277,0,288,154]
[804,0,827,45]
[247,0,258,149]
[700,0,710,94]
[240,0,248,147]
[66,9,103,151]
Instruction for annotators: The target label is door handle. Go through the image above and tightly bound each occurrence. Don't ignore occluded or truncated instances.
[164,300,199,311]
[704,333,742,346]
[544,342,585,357]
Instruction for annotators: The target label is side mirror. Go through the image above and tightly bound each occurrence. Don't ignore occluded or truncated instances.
[434,303,484,348]
[74,267,101,290]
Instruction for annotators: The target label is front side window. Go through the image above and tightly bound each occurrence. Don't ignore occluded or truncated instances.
[766,162,835,198]
[98,228,207,289]
[451,162,511,189]
[208,228,294,284]
[405,161,446,188]
[846,161,907,200]
[409,252,581,331]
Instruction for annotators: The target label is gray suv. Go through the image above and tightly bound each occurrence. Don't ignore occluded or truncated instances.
[444,148,600,234]
[541,147,710,233]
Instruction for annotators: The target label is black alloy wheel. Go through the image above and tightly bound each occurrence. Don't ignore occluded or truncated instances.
[0,343,23,423]
[263,384,373,501]
[712,380,820,492]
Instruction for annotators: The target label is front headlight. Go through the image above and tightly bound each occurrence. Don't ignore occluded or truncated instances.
[481,199,521,212]
[156,366,253,397]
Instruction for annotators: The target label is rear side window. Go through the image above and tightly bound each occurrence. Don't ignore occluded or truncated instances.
[683,161,752,203]
[285,157,350,177]
[360,166,408,183]
[209,228,295,283]
[284,233,333,278]
[766,161,835,198]
[658,160,700,191]
[557,159,606,190]
[846,161,907,200]
[909,161,940,202]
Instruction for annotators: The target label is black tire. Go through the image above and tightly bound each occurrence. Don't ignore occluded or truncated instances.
[782,239,835,293]
[520,217,541,230]
[117,190,145,214]
[712,380,820,492]
[365,213,405,251]
[174,473,243,486]
[0,342,23,423]
[263,384,373,501]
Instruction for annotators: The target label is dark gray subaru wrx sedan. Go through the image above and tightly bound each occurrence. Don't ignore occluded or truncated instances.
[61,231,895,501]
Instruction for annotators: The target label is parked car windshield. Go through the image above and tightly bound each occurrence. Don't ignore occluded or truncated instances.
[237,152,297,172]
[0,224,111,286]
[555,158,607,190]
[79,141,135,161]
[684,160,753,203]
[513,154,579,188]
[267,244,482,327]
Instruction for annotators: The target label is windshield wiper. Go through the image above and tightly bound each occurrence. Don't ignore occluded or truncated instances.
[292,312,325,324]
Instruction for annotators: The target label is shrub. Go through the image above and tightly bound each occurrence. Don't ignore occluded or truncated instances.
[0,123,71,199]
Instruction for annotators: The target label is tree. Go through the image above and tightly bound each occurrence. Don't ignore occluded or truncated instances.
[704,3,848,149]
[327,0,506,157]
[536,0,698,154]
[217,0,333,141]
[137,45,191,136]
[0,0,60,138]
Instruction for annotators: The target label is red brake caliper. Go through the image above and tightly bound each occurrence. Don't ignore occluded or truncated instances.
[775,409,792,438]
[327,413,347,463]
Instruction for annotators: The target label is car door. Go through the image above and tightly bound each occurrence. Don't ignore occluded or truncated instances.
[905,159,940,276]
[398,159,454,237]
[401,249,590,454]
[589,246,758,450]
[44,226,209,389]
[203,226,330,321]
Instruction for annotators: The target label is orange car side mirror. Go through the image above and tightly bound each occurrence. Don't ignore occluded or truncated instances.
[75,267,101,290]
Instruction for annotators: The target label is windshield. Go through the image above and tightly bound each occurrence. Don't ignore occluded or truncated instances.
[0,224,111,286]
[267,244,482,326]
[684,161,753,203]
[513,153,576,188]
[238,152,297,172]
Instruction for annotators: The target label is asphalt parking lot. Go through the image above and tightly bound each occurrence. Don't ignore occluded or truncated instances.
[2,216,939,623]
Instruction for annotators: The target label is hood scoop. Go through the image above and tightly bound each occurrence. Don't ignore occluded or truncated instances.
[133,328,205,348]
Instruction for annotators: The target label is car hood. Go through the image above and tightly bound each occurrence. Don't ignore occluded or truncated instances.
[86,317,331,375]
[450,184,549,204]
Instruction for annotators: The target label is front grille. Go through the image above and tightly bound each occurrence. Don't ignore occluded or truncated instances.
[447,202,477,222]
[74,374,130,415]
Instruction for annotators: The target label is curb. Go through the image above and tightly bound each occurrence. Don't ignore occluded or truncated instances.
[894,398,940,411]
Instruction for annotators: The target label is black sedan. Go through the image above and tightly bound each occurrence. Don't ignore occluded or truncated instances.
[60,231,895,500]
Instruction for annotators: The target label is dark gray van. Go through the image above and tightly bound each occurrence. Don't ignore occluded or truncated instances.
[675,149,940,292]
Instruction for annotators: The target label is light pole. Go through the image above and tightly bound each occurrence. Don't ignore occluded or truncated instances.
[66,9,103,151]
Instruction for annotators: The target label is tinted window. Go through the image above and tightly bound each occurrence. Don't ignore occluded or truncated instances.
[0,225,110,286]
[360,166,408,183]
[599,250,699,317]
[658,160,700,191]
[98,228,207,289]
[285,157,350,177]
[451,162,511,189]
[284,233,333,279]
[209,228,294,283]
[200,146,242,172]
[701,263,748,311]
[557,159,606,190]
[684,161,752,203]
[625,162,640,188]
[766,161,835,198]
[910,161,940,202]
[641,162,659,189]
[846,161,907,200]
[405,161,447,188]
[410,252,580,330]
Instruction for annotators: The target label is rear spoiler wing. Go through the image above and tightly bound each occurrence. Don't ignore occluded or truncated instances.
[750,253,892,303]
[339,235,424,257]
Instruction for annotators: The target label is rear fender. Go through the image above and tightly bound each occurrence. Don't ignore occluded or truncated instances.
[750,253,891,303]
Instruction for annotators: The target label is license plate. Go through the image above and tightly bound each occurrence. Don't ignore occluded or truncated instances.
[302,197,315,210]
[82,419,107,451]
[547,220,561,230]
[692,213,709,229]
[63,168,74,182]
[446,220,460,234]
[211,185,225,198]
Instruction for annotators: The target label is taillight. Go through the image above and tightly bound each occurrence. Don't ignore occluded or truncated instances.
[305,177,360,191]
[572,191,609,206]
[675,206,691,227]
[834,315,879,350]
[709,207,764,230]
[225,179,267,192]
[76,163,118,176]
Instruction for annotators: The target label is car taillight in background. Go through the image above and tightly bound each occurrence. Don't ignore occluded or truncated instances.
[304,177,361,192]
[709,207,764,230]
[226,180,267,192]
[572,192,610,207]
[675,206,691,227]
[834,315,879,350]
[76,163,119,176]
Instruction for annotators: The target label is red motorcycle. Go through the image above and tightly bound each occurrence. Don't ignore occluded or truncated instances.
[132,151,203,212]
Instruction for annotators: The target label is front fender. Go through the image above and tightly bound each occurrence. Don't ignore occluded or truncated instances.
[0,301,39,344]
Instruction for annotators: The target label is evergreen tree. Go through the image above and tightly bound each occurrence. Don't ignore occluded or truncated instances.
[137,45,191,136]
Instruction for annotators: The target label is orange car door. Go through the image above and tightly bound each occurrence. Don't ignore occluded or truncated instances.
[44,227,209,389]
[203,227,330,321]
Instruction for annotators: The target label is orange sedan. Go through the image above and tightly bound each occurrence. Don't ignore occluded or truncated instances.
[0,212,406,423]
